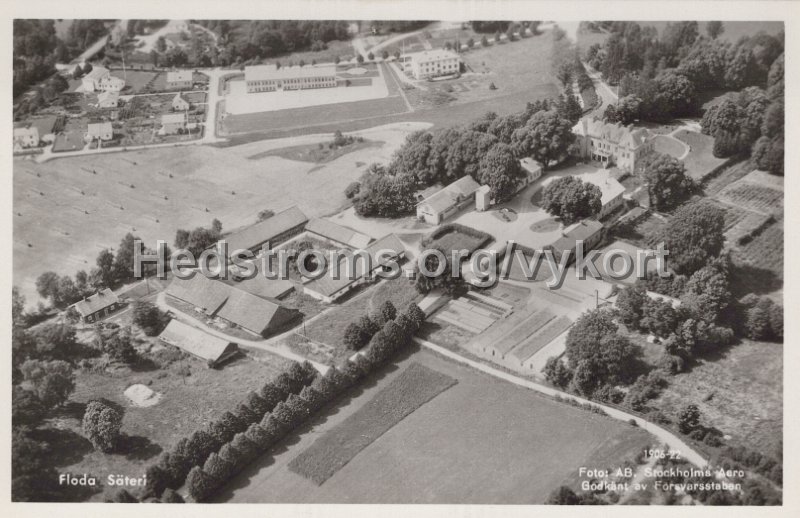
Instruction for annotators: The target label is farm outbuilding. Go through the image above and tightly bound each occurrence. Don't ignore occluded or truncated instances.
[416,176,482,225]
[159,319,239,368]
[72,288,121,323]
[166,274,230,315]
[305,218,372,249]
[223,205,308,258]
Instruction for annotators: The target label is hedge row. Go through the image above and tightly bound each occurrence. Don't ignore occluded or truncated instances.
[144,360,319,498]
[186,302,425,502]
[420,223,493,249]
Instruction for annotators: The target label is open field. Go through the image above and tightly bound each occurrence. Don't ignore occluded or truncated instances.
[288,362,457,484]
[217,348,654,503]
[33,351,290,501]
[674,130,729,180]
[14,123,422,306]
[652,339,783,458]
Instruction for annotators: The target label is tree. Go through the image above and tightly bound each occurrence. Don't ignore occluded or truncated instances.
[389,130,434,184]
[556,61,573,89]
[678,404,701,434]
[96,249,116,288]
[12,386,46,428]
[82,400,123,453]
[642,153,694,210]
[706,21,724,40]
[343,322,367,351]
[97,326,138,364]
[174,229,190,249]
[475,143,522,202]
[35,272,62,307]
[445,130,498,181]
[144,464,170,498]
[616,285,647,329]
[639,297,680,338]
[659,202,726,275]
[681,261,731,323]
[186,466,214,502]
[156,36,167,53]
[211,218,223,237]
[605,95,642,124]
[113,233,139,281]
[132,301,169,336]
[356,54,364,64]
[33,323,81,361]
[160,488,185,503]
[547,486,580,505]
[540,176,602,225]
[19,359,74,408]
[511,110,575,167]
[542,357,572,388]
[244,391,271,418]
[202,452,234,482]
[405,303,426,329]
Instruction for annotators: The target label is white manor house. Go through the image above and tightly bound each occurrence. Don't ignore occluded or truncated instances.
[572,117,655,172]
[404,49,461,80]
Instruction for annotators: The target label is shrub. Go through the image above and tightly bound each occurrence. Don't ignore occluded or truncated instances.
[260,413,283,437]
[235,403,259,426]
[299,385,324,413]
[218,442,242,469]
[378,300,397,322]
[285,393,311,422]
[82,400,123,453]
[341,359,364,384]
[543,357,573,388]
[244,391,271,418]
[185,429,217,468]
[405,303,425,330]
[217,411,246,439]
[186,466,214,502]
[678,404,701,434]
[132,301,170,336]
[244,423,273,450]
[343,322,368,351]
[259,382,287,409]
[202,452,234,482]
[168,438,194,481]
[344,182,360,199]
[144,464,170,498]
[230,433,259,460]
[270,401,294,433]
[207,419,233,447]
[160,488,185,503]
[106,489,138,502]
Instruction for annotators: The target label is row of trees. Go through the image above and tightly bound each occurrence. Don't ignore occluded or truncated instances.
[343,300,404,351]
[350,100,579,217]
[174,303,424,502]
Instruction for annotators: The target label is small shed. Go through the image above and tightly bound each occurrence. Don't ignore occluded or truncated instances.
[475,185,492,211]
[159,319,239,367]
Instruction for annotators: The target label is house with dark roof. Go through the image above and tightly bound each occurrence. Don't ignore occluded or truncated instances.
[223,206,308,257]
[305,218,372,249]
[165,274,230,315]
[159,319,239,367]
[572,117,655,172]
[72,288,121,323]
[166,70,194,90]
[302,233,406,303]
[546,219,604,264]
[166,274,299,337]
[215,288,298,337]
[416,176,482,225]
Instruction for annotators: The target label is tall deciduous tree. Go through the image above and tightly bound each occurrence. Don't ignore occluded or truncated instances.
[540,176,602,225]
[511,110,575,167]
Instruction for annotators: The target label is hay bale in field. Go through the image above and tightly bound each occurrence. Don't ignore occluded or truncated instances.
[124,384,162,407]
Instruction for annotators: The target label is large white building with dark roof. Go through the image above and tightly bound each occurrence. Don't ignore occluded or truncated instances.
[244,64,338,93]
[572,117,655,172]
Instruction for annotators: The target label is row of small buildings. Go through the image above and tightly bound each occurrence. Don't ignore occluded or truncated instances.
[80,66,194,93]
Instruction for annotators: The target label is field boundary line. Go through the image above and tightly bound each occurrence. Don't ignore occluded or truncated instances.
[413,337,709,468]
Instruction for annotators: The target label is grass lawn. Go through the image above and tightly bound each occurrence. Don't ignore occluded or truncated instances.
[288,362,457,484]
[34,351,291,501]
[651,339,783,459]
[652,134,687,158]
[422,225,493,255]
[612,212,668,249]
[299,278,422,363]
[248,138,383,163]
[218,348,655,503]
[117,70,160,94]
[222,93,409,136]
[674,130,729,180]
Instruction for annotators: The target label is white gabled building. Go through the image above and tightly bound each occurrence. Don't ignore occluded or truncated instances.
[244,64,338,93]
[405,49,460,80]
[13,127,40,151]
[572,117,655,172]
[81,66,125,93]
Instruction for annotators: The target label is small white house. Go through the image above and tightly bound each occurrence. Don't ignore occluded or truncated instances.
[171,93,191,111]
[85,122,113,142]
